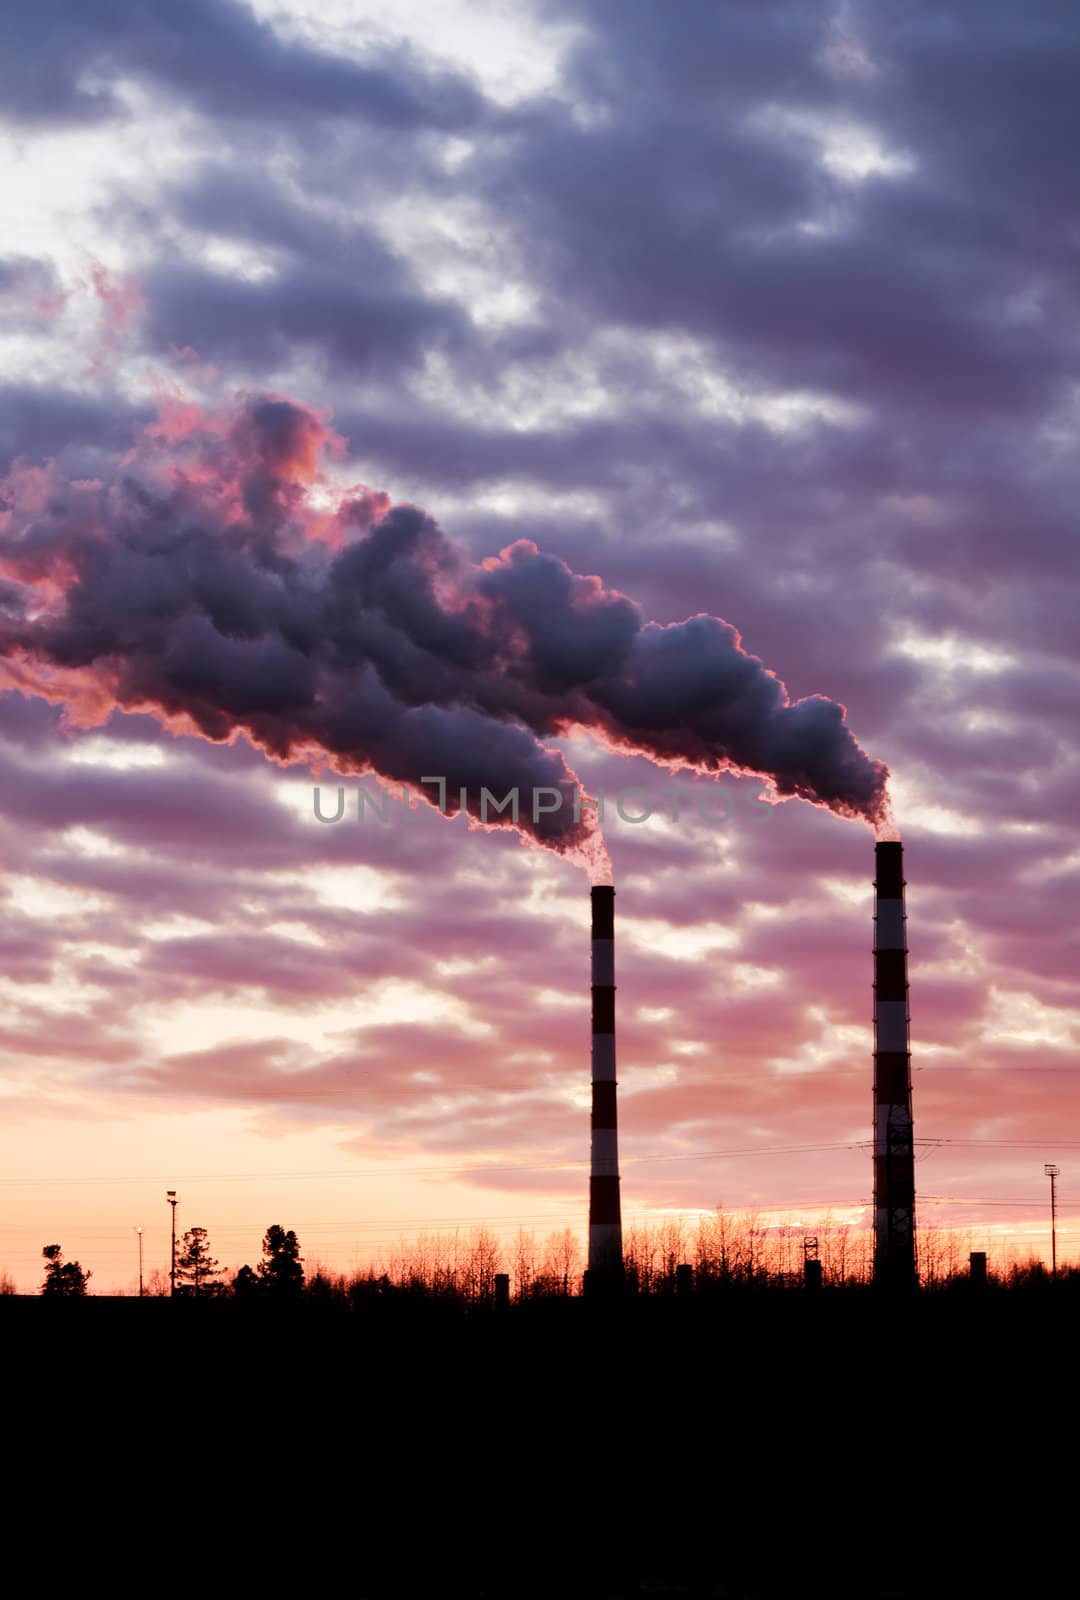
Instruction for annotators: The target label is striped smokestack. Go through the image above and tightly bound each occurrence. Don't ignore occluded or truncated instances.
[873,840,917,1289]
[588,884,623,1282]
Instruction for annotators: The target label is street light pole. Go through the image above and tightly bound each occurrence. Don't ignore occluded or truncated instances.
[137,1226,144,1298]
[1044,1165,1059,1282]
[167,1190,178,1297]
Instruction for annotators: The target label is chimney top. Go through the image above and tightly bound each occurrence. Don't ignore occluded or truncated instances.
[591,883,614,939]
[874,838,904,897]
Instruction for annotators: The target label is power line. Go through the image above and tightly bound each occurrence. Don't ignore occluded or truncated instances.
[0,1139,870,1188]
[916,1138,1080,1150]
[14,1201,881,1251]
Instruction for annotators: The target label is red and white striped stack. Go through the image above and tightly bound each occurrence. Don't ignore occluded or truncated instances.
[588,885,623,1282]
[872,840,918,1289]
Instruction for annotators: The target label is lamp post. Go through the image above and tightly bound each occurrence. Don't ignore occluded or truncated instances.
[167,1191,178,1297]
[1044,1165,1059,1282]
[137,1225,144,1298]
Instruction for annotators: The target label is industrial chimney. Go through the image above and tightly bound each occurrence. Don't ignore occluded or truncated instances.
[872,840,917,1289]
[588,884,623,1286]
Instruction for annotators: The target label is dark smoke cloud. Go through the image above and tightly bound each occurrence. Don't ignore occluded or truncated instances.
[0,396,888,874]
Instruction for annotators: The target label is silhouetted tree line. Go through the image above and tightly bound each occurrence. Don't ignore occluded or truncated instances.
[261,1218,1080,1307]
[30,1224,304,1298]
[166,1223,304,1300]
[20,1212,1078,1301]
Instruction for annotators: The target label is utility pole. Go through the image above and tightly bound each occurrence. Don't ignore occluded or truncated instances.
[803,1234,822,1291]
[167,1190,178,1297]
[1044,1165,1059,1281]
[137,1226,144,1298]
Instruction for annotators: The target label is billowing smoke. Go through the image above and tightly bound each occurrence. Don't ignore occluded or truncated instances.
[0,395,889,874]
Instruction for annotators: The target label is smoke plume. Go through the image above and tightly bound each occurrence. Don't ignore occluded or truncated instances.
[0,395,889,872]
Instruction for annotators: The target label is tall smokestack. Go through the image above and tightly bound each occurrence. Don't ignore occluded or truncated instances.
[873,840,917,1289]
[588,885,623,1284]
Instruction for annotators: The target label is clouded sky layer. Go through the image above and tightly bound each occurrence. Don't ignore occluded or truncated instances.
[1,0,1078,1289]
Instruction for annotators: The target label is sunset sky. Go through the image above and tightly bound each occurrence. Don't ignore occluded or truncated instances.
[1,0,1078,1292]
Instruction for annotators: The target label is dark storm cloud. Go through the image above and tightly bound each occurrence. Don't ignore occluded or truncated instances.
[0,386,141,472]
[1,0,486,130]
[861,1,1080,234]
[144,259,467,380]
[160,163,412,261]
[104,159,479,381]
[474,0,1079,420]
[0,255,63,303]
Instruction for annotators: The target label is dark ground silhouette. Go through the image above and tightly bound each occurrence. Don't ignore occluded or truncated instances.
[5,1288,1071,1597]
